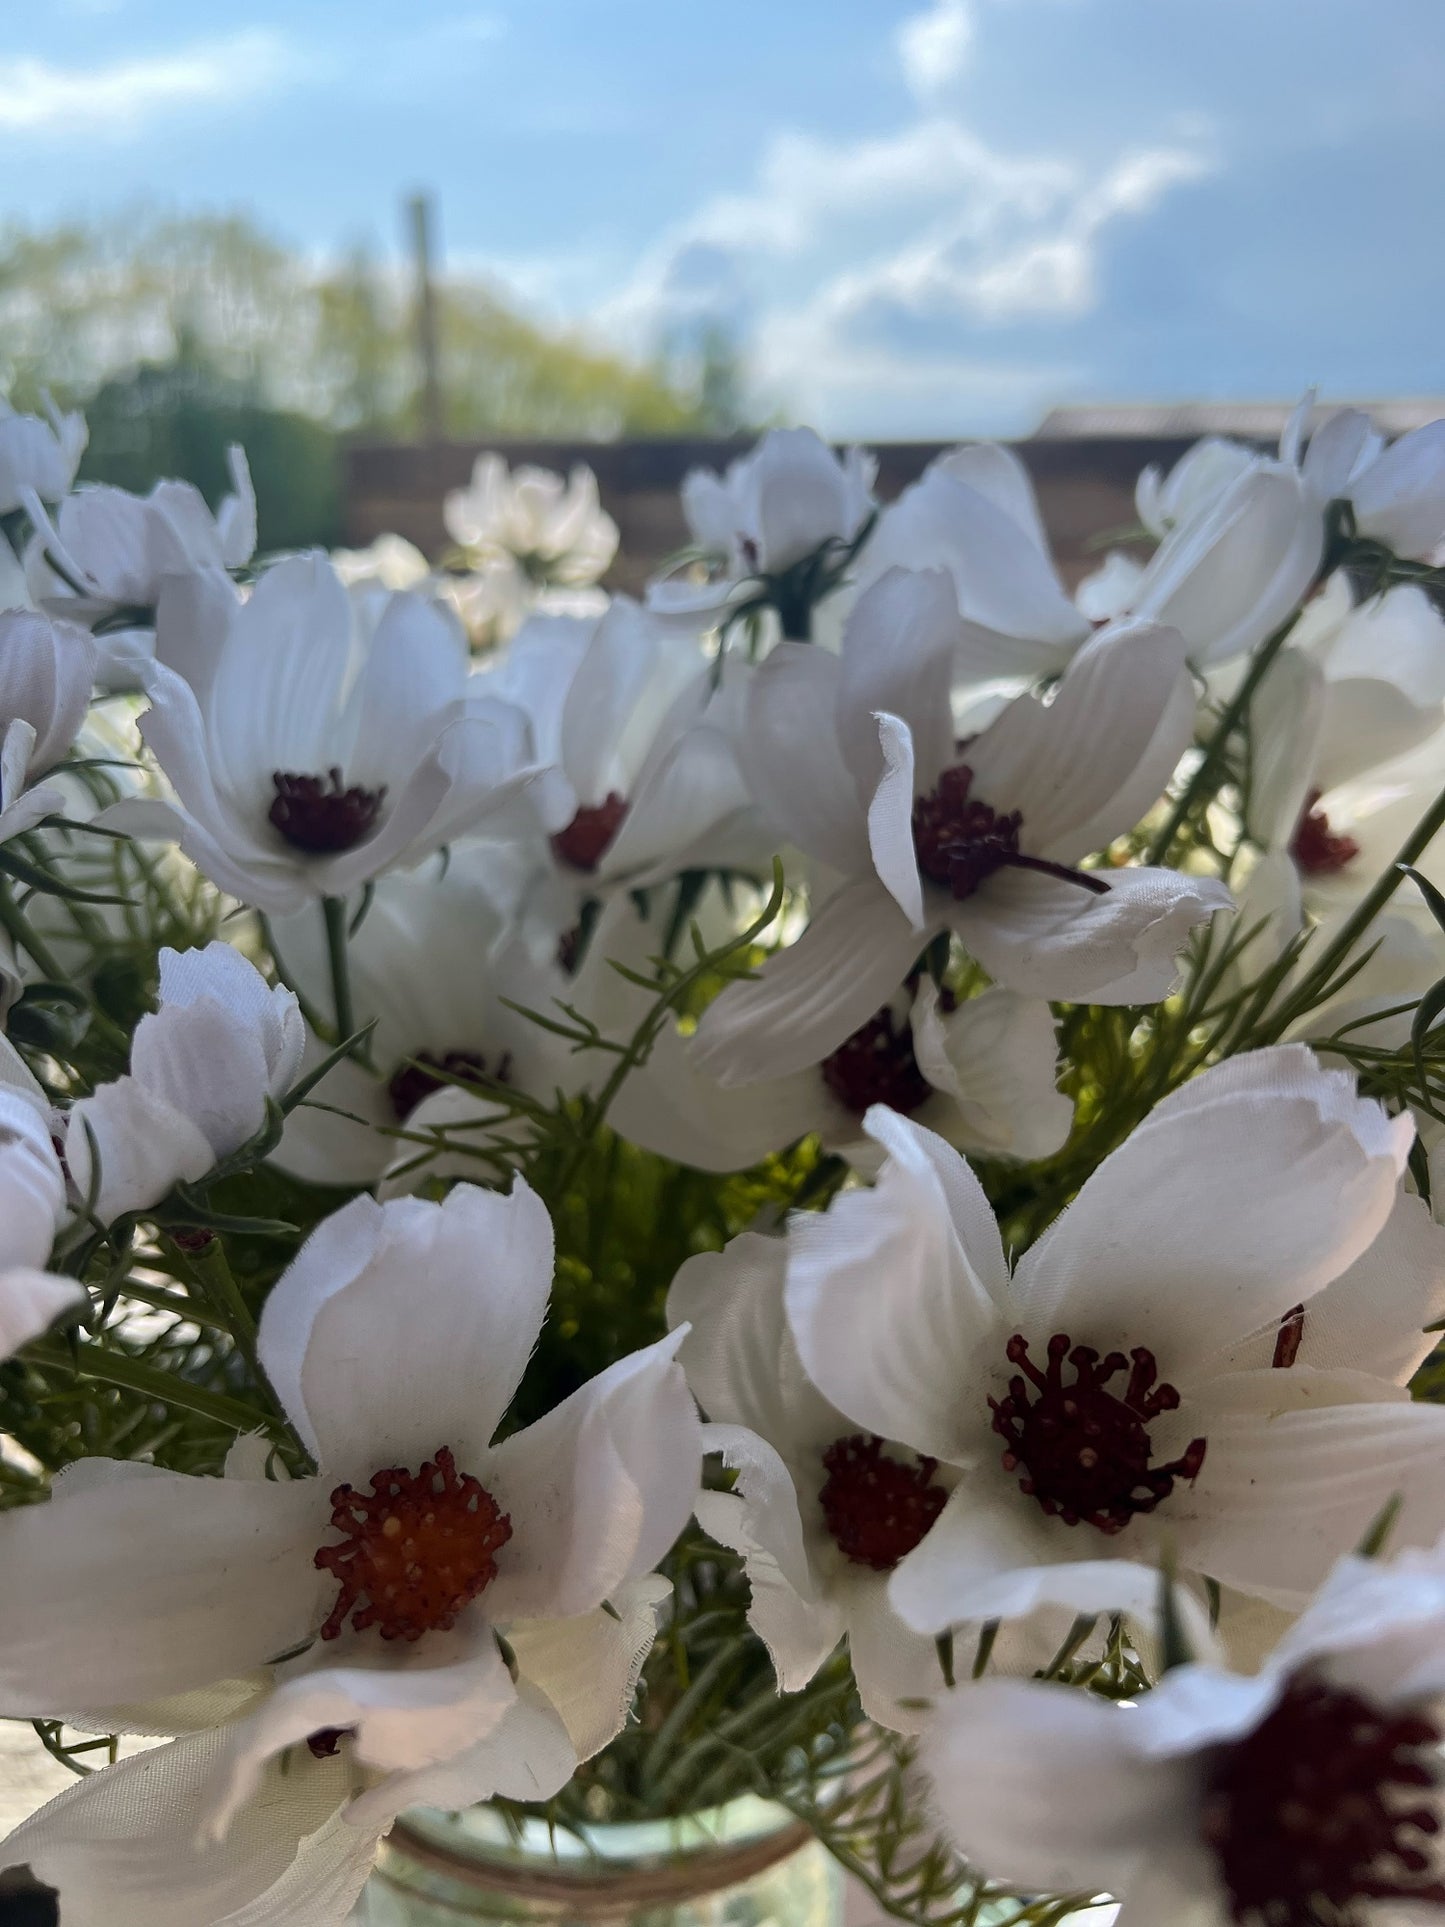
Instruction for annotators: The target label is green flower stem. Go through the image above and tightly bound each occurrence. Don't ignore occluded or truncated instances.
[321,893,355,1046]
[178,1235,267,1395]
[1251,777,1445,1044]
[24,1337,273,1437]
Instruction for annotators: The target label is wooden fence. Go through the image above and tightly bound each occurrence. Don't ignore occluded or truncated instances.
[342,435,1206,598]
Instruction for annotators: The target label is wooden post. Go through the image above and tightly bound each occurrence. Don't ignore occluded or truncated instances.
[407,191,444,445]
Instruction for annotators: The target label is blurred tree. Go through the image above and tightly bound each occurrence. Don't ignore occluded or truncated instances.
[0,209,747,545]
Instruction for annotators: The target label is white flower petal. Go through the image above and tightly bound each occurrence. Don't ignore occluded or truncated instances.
[693,878,927,1085]
[0,1460,325,1713]
[667,1235,842,1455]
[0,1727,372,1927]
[923,1678,1194,1898]
[351,1682,578,1827]
[868,711,927,925]
[66,1077,216,1224]
[736,642,870,874]
[951,864,1231,1005]
[609,1026,827,1172]
[1015,1045,1413,1380]
[1172,1376,1445,1607]
[262,1182,553,1479]
[1351,420,1445,560]
[837,567,959,794]
[484,1331,701,1622]
[0,1268,83,1358]
[507,1573,671,1762]
[841,1568,946,1734]
[785,1109,1007,1462]
[910,983,1072,1161]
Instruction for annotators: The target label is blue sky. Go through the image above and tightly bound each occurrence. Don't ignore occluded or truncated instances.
[8,0,1445,435]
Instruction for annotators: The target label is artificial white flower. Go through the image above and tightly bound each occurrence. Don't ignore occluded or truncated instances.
[615,971,1071,1176]
[1126,458,1325,667]
[0,395,86,515]
[647,428,875,630]
[0,607,98,844]
[24,445,256,624]
[0,1577,672,1927]
[102,553,554,916]
[445,455,618,589]
[486,597,765,904]
[271,864,558,1188]
[0,1183,701,1804]
[855,444,1091,682]
[329,534,432,593]
[1287,400,1445,561]
[668,1230,956,1730]
[66,941,304,1223]
[1136,434,1263,538]
[694,570,1229,1083]
[924,1533,1445,1925]
[781,1050,1445,1645]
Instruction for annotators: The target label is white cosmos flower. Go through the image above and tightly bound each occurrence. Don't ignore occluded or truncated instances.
[0,395,87,514]
[854,444,1091,683]
[647,428,876,629]
[614,969,1071,1176]
[23,445,256,624]
[0,1577,672,1927]
[65,941,304,1224]
[666,1231,947,1731]
[0,608,98,844]
[1288,400,1445,561]
[445,454,618,589]
[100,553,554,917]
[0,1183,701,1819]
[694,570,1229,1084]
[271,863,561,1188]
[487,597,767,901]
[924,1534,1445,1927]
[1125,458,1326,668]
[781,1050,1445,1647]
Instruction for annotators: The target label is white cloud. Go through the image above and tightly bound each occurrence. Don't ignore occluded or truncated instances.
[0,32,288,136]
[898,0,975,102]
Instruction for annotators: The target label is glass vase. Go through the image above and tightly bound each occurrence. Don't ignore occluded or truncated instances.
[353,1794,843,1926]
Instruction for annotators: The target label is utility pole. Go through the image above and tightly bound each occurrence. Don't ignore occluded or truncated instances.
[406,191,444,444]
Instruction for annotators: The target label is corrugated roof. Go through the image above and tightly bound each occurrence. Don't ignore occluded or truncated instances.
[1032,399,1445,440]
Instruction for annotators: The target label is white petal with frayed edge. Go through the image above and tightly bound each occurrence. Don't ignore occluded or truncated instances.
[786,1110,1007,1463]
[0,1726,373,1927]
[1015,1045,1413,1379]
[951,864,1231,1005]
[508,1573,671,1762]
[0,1269,83,1358]
[841,1568,946,1734]
[65,1075,216,1224]
[262,1181,554,1480]
[0,1460,325,1713]
[201,1638,518,1841]
[352,1682,579,1827]
[694,878,927,1085]
[484,1330,701,1622]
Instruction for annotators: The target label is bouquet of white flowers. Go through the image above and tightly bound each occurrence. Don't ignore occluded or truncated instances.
[2,400,1445,1927]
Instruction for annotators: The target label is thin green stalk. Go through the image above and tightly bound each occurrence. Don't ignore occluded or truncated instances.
[1144,614,1300,866]
[1254,779,1445,1042]
[24,1338,274,1436]
[321,894,355,1045]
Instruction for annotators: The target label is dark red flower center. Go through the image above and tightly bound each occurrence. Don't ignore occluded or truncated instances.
[1201,1672,1445,1927]
[989,1332,1206,1534]
[1291,789,1361,877]
[820,1006,933,1116]
[314,1445,512,1642]
[911,764,1110,902]
[270,768,386,854]
[818,1433,948,1571]
[387,1050,506,1122]
[305,1726,352,1759]
[551,792,627,872]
